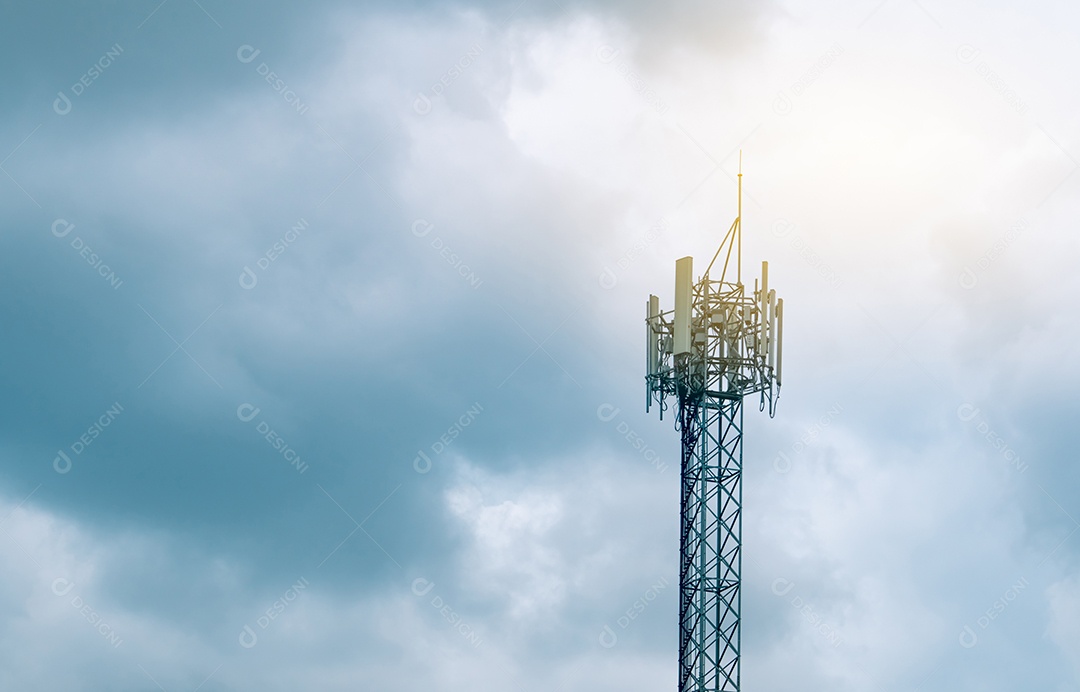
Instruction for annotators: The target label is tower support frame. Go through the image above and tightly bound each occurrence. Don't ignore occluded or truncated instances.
[679,393,742,691]
[646,167,783,692]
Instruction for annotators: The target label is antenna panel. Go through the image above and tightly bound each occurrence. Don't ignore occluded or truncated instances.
[674,257,693,355]
[647,294,660,377]
[776,298,784,386]
[768,289,777,369]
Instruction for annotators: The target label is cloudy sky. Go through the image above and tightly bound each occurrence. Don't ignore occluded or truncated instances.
[2,0,1079,689]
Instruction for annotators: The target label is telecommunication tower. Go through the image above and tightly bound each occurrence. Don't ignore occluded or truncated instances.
[645,159,784,692]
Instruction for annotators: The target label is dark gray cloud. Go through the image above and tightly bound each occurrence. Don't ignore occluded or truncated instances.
[2,0,689,623]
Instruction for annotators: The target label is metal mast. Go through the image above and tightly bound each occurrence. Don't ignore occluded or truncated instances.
[645,159,784,692]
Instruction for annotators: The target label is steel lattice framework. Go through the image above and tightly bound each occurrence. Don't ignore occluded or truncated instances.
[677,393,743,690]
[646,166,783,692]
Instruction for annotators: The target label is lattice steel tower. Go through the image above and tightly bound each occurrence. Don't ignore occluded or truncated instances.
[645,161,784,692]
